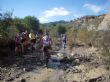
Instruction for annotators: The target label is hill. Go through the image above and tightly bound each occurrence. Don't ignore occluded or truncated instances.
[41,14,105,31]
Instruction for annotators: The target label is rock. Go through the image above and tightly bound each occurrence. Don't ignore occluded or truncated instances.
[6,77,14,81]
[66,66,83,74]
[60,57,74,64]
[72,81,77,82]
[16,75,20,78]
[26,76,30,78]
[23,68,26,72]
[87,76,103,82]
[57,53,65,58]
[70,53,74,56]
[75,59,80,64]
[21,78,26,82]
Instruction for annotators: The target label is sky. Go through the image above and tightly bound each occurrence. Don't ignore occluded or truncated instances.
[0,0,110,23]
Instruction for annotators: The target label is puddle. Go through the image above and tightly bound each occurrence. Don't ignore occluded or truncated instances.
[48,57,74,69]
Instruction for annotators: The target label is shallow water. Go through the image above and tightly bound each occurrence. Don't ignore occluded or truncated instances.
[48,57,73,70]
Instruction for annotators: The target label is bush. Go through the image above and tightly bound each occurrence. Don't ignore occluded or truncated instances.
[77,28,97,46]
[100,31,110,68]
[67,28,97,48]
[56,25,67,35]
[6,26,19,40]
[67,28,78,49]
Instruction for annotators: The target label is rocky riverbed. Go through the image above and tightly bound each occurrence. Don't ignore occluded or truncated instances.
[0,46,110,82]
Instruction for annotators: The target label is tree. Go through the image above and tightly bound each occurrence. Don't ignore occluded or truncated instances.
[23,16,39,32]
[0,11,14,37]
[56,25,66,35]
[13,17,27,32]
[0,11,13,31]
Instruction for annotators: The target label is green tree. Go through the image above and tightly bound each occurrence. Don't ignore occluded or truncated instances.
[0,11,14,37]
[0,11,13,31]
[13,17,27,32]
[56,25,66,35]
[23,16,39,32]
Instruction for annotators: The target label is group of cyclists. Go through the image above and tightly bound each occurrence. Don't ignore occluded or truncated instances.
[15,30,52,66]
[15,30,67,67]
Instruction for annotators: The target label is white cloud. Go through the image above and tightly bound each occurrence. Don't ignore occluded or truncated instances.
[83,3,103,13]
[39,7,70,23]
[39,17,49,22]
[43,7,70,18]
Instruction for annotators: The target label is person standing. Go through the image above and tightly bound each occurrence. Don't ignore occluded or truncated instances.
[42,32,52,67]
[62,34,67,49]
[29,31,36,52]
[15,33,22,55]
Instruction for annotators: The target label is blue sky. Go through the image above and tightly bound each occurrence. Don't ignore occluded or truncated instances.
[0,0,110,23]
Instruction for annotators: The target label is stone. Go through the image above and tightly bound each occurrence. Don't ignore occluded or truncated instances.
[21,78,26,82]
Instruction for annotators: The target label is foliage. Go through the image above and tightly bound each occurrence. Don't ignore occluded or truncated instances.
[77,28,97,45]
[23,16,39,32]
[0,11,13,31]
[99,31,110,67]
[0,11,40,39]
[0,11,40,56]
[67,28,97,48]
[13,17,26,32]
[67,28,78,49]
[6,26,19,40]
[56,25,67,35]
[41,20,68,35]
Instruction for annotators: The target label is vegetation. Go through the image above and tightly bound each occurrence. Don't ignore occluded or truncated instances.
[0,11,40,56]
[0,11,40,37]
[99,31,110,70]
[23,16,39,32]
[67,28,78,49]
[0,10,110,69]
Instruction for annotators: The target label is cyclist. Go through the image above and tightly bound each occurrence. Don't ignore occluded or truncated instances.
[15,33,22,55]
[29,31,36,52]
[61,34,67,49]
[42,32,52,67]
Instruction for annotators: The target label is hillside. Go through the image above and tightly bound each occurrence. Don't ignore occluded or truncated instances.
[40,20,68,28]
[98,10,110,30]
[41,14,105,31]
[67,15,105,30]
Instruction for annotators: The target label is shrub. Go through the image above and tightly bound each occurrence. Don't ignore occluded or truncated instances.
[67,28,78,49]
[77,28,97,46]
[67,28,97,48]
[6,26,19,40]
[100,31,110,68]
